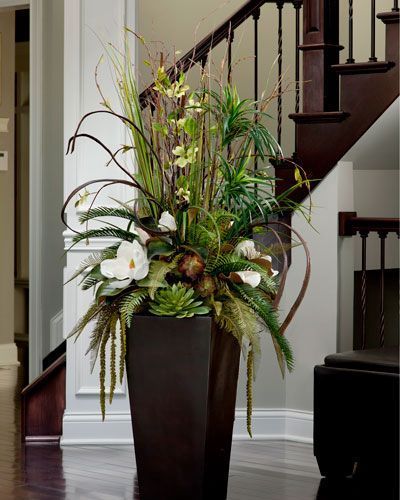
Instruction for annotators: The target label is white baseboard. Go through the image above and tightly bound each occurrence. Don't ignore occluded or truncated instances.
[0,342,19,367]
[61,411,134,445]
[50,310,63,352]
[234,408,313,443]
[61,408,313,446]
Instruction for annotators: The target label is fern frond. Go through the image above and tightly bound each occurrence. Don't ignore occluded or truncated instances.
[86,305,114,372]
[231,283,294,371]
[79,206,135,224]
[119,289,148,328]
[68,302,104,340]
[215,296,261,353]
[65,246,118,285]
[81,269,102,291]
[71,227,135,247]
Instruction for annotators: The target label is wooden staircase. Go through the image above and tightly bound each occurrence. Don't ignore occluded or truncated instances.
[277,5,399,202]
[140,0,399,206]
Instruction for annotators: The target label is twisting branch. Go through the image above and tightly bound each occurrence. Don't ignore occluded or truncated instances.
[250,220,310,336]
[62,178,139,234]
[67,109,164,175]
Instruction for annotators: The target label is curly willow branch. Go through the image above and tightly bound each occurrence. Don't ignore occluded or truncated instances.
[250,220,310,336]
[67,109,165,176]
[61,178,137,234]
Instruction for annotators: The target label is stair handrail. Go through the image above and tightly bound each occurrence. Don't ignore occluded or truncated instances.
[139,0,300,108]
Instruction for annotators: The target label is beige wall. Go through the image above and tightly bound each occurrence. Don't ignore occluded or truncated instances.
[0,10,15,348]
[138,1,397,411]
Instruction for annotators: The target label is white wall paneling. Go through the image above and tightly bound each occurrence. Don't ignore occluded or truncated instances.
[62,0,137,445]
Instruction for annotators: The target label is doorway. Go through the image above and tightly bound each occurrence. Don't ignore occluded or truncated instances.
[14,7,30,378]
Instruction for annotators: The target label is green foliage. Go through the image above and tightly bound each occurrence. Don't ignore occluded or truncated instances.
[65,246,118,285]
[215,295,261,354]
[119,289,148,328]
[71,227,136,247]
[137,257,180,299]
[231,283,294,372]
[149,283,210,318]
[78,206,135,224]
[67,302,104,341]
[208,253,278,295]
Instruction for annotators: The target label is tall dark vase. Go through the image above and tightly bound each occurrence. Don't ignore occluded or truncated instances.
[126,315,241,500]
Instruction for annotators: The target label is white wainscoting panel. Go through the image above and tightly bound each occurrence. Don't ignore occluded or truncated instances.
[62,0,136,443]
[49,310,64,352]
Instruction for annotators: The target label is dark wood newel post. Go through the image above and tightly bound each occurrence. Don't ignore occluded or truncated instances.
[301,0,341,112]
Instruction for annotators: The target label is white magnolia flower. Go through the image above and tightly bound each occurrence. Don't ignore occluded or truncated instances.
[135,227,150,245]
[158,211,177,232]
[235,240,260,260]
[258,255,279,277]
[100,240,149,282]
[233,271,261,288]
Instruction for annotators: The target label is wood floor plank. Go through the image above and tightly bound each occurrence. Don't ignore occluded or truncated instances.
[0,360,397,499]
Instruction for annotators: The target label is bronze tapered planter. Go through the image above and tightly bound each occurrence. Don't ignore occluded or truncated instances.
[126,315,241,500]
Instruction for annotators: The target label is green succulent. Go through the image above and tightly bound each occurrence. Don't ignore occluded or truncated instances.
[149,283,211,318]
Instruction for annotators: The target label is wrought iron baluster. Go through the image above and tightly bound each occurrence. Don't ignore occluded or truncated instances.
[253,8,260,173]
[360,231,369,349]
[369,0,377,62]
[294,1,301,115]
[347,0,355,63]
[277,1,284,145]
[378,232,387,347]
[393,0,399,12]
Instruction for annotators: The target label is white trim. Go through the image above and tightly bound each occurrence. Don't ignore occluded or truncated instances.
[234,409,313,443]
[0,343,19,366]
[60,408,313,446]
[61,411,134,446]
[29,0,44,382]
[49,310,64,352]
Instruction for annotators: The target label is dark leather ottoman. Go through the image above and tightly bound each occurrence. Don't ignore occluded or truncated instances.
[314,347,399,479]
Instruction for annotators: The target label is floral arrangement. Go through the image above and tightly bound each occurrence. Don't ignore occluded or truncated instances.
[63,34,310,436]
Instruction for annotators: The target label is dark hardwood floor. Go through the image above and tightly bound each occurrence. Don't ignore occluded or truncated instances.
[0,362,396,499]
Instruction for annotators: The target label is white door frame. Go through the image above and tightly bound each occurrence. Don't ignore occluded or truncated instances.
[0,0,43,381]
[28,0,43,381]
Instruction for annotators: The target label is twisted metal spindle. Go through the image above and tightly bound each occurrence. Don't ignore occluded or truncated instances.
[253,8,260,173]
[369,0,377,62]
[277,1,284,145]
[360,231,369,349]
[378,232,387,347]
[347,0,355,63]
[294,0,301,114]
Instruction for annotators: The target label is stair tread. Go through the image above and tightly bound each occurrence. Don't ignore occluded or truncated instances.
[331,61,395,75]
[289,111,350,124]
